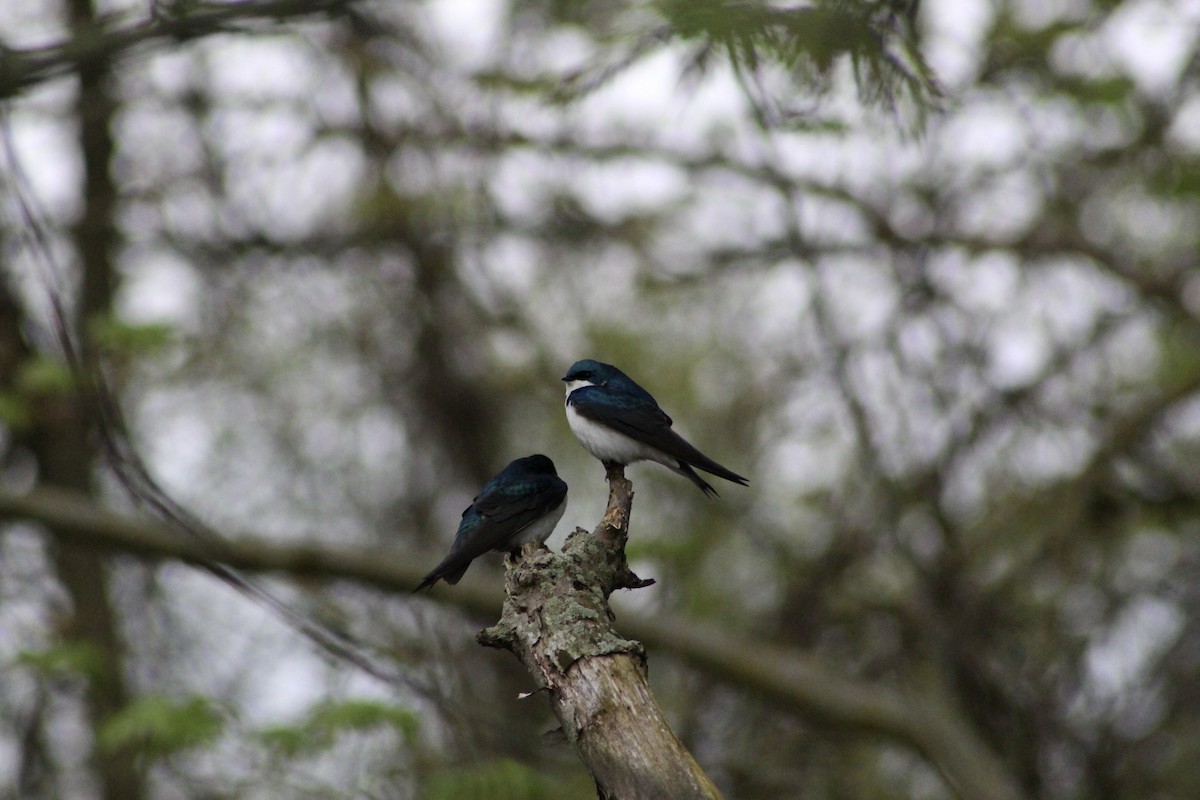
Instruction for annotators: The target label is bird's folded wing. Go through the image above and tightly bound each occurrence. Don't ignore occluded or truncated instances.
[463,477,567,553]
[570,390,709,460]
[571,388,747,483]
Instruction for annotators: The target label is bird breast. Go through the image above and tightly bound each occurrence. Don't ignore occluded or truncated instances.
[565,401,661,465]
[511,497,567,546]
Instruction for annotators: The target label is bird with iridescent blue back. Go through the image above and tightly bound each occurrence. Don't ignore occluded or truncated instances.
[414,455,567,591]
[563,359,748,497]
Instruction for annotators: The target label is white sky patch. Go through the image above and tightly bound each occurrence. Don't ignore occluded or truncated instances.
[572,159,688,220]
[0,0,67,47]
[159,179,222,240]
[988,316,1048,388]
[955,170,1044,242]
[1113,192,1195,253]
[1051,30,1120,82]
[118,251,201,325]
[426,0,507,70]
[7,111,81,220]
[139,398,220,499]
[771,133,850,186]
[116,103,206,185]
[207,121,365,240]
[490,150,554,219]
[1116,530,1181,589]
[1168,94,1200,152]
[820,255,899,340]
[922,0,994,90]
[239,645,332,723]
[683,172,789,249]
[1031,260,1119,341]
[1024,96,1094,156]
[800,194,873,246]
[534,27,601,75]
[576,47,759,159]
[474,233,542,295]
[160,566,334,724]
[203,37,322,101]
[771,127,924,196]
[140,47,199,95]
[936,99,1030,169]
[1084,594,1184,704]
[1103,0,1200,95]
[750,263,811,343]
[579,48,685,129]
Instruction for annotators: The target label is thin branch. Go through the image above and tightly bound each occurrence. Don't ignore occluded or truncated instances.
[0,0,361,99]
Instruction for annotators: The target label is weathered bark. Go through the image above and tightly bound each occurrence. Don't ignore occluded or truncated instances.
[478,465,723,800]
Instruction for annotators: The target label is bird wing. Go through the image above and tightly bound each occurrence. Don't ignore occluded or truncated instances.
[569,387,748,484]
[458,474,567,555]
[568,385,673,439]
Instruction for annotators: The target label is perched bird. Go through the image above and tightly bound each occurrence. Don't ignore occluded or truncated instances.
[414,455,567,591]
[563,359,748,497]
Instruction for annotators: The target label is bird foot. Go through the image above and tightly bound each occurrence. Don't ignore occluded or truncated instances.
[603,462,626,483]
[510,541,547,562]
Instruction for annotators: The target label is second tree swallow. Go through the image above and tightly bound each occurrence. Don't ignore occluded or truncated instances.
[414,454,568,591]
[563,359,748,497]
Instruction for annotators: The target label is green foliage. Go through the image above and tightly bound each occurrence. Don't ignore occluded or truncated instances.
[985,17,1077,73]
[1061,74,1137,106]
[545,0,940,125]
[15,354,73,397]
[87,316,176,356]
[257,699,419,756]
[0,391,31,428]
[426,758,592,800]
[15,642,108,681]
[657,0,941,117]
[661,0,877,69]
[97,695,224,757]
[0,354,81,429]
[510,0,627,31]
[1156,321,1200,396]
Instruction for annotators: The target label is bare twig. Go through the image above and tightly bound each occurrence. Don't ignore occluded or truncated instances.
[0,0,360,99]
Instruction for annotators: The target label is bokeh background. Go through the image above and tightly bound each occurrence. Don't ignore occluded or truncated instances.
[1,1,1199,798]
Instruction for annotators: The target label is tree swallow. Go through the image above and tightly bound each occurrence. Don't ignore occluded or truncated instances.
[414,454,568,591]
[563,359,748,497]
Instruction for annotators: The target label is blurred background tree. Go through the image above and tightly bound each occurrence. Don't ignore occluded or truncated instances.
[1,0,1198,799]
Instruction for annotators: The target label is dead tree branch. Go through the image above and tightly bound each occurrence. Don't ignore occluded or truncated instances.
[477,465,719,799]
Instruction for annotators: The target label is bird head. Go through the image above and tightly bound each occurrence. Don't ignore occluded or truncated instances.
[562,359,618,392]
[511,454,558,475]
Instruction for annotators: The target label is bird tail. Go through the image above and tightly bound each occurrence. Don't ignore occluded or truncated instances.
[659,428,748,488]
[677,461,720,498]
[412,560,470,592]
[688,454,749,487]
